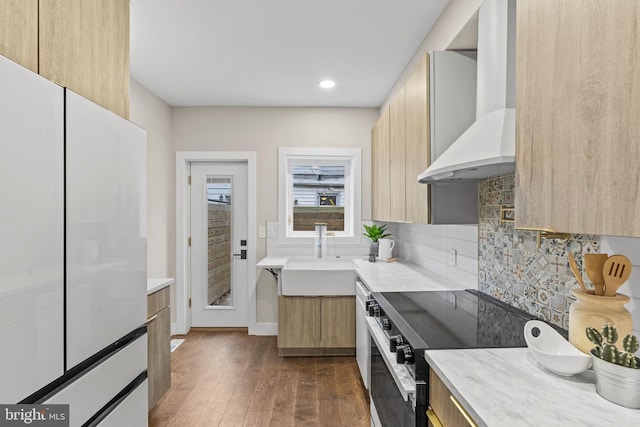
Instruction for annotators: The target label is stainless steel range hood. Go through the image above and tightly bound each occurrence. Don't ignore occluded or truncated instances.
[418,0,516,183]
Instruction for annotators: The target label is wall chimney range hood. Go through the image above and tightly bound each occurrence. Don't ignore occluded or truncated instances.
[419,0,516,183]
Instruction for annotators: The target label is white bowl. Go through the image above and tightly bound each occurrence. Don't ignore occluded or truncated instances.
[524,320,592,376]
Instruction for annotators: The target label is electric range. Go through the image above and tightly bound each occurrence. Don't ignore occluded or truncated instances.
[367,289,567,427]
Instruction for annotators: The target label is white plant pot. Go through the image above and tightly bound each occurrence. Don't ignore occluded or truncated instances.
[591,350,640,409]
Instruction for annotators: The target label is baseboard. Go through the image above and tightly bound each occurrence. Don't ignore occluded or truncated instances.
[172,322,278,336]
[170,322,185,336]
[278,347,356,357]
[249,322,278,336]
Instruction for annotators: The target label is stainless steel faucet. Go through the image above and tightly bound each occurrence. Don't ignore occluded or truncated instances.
[314,223,327,258]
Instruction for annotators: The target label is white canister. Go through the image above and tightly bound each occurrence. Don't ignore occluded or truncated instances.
[378,238,395,259]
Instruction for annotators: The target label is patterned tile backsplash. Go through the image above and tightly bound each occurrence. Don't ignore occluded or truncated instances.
[478,174,600,330]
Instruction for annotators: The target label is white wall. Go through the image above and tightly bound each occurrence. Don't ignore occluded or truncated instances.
[172,107,378,324]
[129,78,176,322]
[382,0,484,113]
[130,78,175,277]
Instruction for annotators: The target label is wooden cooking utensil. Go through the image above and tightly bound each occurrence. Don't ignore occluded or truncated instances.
[584,253,609,296]
[568,252,587,292]
[603,255,632,296]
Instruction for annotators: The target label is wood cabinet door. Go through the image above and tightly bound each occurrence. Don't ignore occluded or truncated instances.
[39,0,130,119]
[389,88,407,222]
[321,296,355,348]
[515,0,640,237]
[404,53,430,224]
[147,306,171,409]
[371,107,391,221]
[429,370,477,427]
[0,0,38,72]
[278,296,321,348]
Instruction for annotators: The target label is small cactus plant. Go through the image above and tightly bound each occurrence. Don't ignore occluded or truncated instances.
[586,324,639,369]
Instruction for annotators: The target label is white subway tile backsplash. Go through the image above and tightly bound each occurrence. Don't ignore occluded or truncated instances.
[449,238,478,259]
[390,222,478,288]
[447,224,479,242]
[446,267,478,289]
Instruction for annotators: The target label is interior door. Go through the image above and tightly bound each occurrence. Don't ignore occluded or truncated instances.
[190,162,248,327]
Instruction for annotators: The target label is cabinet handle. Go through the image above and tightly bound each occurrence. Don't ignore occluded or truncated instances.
[146,314,158,324]
[426,408,443,427]
[449,395,478,427]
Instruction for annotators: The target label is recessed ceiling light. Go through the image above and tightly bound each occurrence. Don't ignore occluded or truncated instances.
[319,80,335,89]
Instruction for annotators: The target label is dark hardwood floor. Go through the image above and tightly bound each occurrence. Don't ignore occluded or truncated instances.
[149,330,370,427]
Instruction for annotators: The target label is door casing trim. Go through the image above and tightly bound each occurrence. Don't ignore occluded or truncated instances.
[176,151,257,335]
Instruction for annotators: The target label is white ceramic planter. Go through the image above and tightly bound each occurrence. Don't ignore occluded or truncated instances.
[591,351,640,409]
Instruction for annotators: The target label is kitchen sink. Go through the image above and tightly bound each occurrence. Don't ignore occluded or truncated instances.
[281,257,356,296]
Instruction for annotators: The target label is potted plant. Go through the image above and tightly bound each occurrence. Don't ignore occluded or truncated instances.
[363,224,391,260]
[586,324,640,408]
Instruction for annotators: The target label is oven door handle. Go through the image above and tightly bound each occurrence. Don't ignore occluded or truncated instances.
[366,317,416,401]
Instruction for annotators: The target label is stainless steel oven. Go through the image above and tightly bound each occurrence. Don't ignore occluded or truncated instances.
[366,289,558,427]
[368,317,423,427]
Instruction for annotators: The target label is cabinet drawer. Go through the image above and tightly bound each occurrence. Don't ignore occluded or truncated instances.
[148,306,171,409]
[43,334,147,427]
[147,286,170,318]
[95,378,148,427]
[429,370,477,427]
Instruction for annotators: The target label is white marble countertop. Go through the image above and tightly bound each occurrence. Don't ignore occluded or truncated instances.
[256,257,288,268]
[425,347,640,427]
[352,258,470,293]
[147,278,174,295]
[256,256,470,293]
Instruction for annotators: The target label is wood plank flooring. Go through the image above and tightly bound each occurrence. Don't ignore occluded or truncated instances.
[149,330,370,427]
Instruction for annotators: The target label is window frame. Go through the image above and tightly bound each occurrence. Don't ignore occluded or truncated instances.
[278,147,362,246]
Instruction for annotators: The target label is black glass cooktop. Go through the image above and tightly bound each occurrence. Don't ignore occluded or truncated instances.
[374,289,567,350]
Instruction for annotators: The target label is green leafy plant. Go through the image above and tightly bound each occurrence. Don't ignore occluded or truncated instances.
[587,324,639,368]
[362,224,391,242]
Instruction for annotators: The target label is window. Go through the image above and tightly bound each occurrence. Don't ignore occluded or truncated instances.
[278,147,362,245]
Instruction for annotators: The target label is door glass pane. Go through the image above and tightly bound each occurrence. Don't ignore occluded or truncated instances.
[291,165,345,231]
[206,176,232,307]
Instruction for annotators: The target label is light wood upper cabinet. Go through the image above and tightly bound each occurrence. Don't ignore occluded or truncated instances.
[404,54,430,224]
[515,0,640,237]
[389,88,407,222]
[0,0,38,72]
[372,107,391,221]
[39,0,130,119]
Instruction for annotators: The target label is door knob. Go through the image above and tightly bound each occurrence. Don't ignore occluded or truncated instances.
[233,250,247,260]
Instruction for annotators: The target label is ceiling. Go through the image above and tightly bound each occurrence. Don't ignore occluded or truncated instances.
[129,0,449,108]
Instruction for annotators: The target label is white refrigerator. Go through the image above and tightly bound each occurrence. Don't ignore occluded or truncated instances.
[0,54,149,426]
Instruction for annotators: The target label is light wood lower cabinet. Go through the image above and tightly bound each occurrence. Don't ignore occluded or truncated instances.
[428,370,477,427]
[278,295,355,356]
[147,287,171,410]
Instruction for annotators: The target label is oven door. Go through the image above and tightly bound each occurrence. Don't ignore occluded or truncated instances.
[367,317,418,427]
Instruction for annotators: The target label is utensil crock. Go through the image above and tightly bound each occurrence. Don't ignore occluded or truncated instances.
[569,289,632,354]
